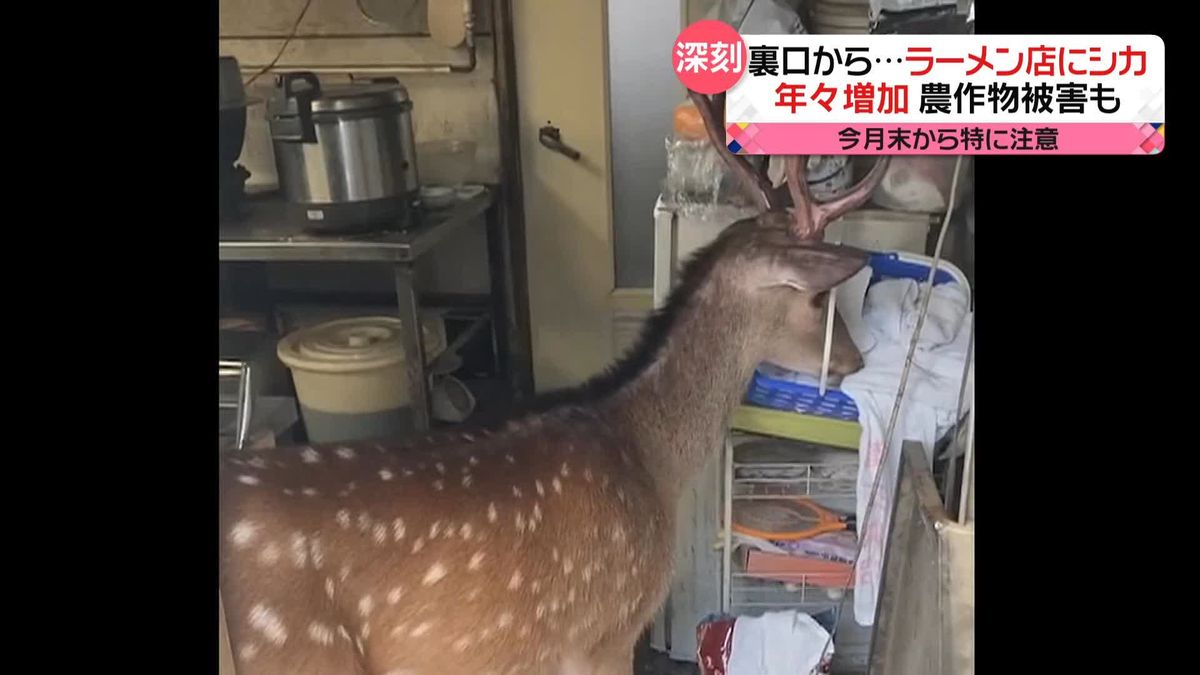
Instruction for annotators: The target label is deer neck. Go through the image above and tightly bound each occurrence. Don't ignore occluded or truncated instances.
[602,286,762,503]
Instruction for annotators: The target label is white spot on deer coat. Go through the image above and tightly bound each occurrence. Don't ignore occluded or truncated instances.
[379,468,394,481]
[359,595,374,617]
[487,503,498,523]
[237,474,260,485]
[468,551,485,570]
[309,537,325,568]
[392,517,406,541]
[248,603,288,645]
[335,446,356,460]
[507,570,522,590]
[423,562,448,586]
[228,520,260,548]
[289,533,308,568]
[307,621,334,645]
[301,448,321,464]
[387,586,404,604]
[336,510,351,529]
[410,621,433,637]
[257,543,280,566]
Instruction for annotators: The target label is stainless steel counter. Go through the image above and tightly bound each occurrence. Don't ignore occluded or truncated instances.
[219,188,501,433]
[219,189,494,263]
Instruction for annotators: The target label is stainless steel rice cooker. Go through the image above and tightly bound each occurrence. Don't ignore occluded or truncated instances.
[268,73,419,231]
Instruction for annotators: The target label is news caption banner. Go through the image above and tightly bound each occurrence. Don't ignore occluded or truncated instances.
[672,22,1165,155]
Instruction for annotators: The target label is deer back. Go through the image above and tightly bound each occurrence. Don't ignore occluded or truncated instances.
[220,419,673,674]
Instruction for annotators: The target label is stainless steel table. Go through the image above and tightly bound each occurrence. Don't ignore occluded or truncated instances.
[220,189,497,432]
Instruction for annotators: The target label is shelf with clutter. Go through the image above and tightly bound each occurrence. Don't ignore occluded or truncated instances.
[650,89,974,670]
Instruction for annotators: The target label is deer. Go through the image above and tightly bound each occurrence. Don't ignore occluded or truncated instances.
[219,89,888,675]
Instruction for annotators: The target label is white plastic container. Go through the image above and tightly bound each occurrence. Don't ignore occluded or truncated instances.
[277,315,446,443]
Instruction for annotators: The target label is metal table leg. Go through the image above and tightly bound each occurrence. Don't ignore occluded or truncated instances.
[394,263,431,432]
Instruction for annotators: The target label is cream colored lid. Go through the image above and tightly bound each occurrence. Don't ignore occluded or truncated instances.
[277,316,414,374]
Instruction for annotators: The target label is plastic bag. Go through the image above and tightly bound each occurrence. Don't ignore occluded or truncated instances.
[873,156,971,213]
[706,0,806,34]
[664,136,764,209]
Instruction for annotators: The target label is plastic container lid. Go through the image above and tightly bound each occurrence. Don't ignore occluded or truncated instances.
[277,316,419,374]
[310,83,411,112]
[673,102,709,141]
[269,80,412,119]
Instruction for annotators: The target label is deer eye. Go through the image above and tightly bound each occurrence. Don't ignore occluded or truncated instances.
[810,291,830,308]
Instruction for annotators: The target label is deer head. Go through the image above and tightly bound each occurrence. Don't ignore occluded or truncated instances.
[684,89,889,379]
[695,212,869,381]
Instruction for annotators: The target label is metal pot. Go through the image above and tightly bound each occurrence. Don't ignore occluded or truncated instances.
[219,56,251,220]
[268,72,419,231]
[219,56,247,167]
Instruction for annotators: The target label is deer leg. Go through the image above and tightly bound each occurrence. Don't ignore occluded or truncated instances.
[556,646,632,675]
[589,645,635,675]
[222,576,368,675]
[221,521,368,675]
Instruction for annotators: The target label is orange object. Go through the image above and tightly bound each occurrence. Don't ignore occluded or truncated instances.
[673,102,708,141]
[742,548,855,588]
[731,498,852,541]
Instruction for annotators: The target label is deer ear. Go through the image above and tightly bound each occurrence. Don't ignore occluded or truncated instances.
[777,242,870,293]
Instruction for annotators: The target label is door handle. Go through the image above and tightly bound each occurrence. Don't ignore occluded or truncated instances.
[538,124,581,160]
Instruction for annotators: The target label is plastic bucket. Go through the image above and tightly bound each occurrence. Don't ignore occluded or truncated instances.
[276,315,446,443]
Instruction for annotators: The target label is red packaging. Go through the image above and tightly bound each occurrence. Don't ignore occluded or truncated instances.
[696,616,737,675]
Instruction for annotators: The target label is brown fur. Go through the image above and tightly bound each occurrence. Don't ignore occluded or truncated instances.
[219,217,868,675]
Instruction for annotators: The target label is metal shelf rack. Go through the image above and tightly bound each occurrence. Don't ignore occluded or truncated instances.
[720,431,872,673]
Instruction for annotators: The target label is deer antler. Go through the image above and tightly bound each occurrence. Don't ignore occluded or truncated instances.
[784,154,892,240]
[687,89,891,241]
[686,90,779,212]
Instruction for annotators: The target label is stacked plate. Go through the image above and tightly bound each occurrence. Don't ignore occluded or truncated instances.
[812,0,871,34]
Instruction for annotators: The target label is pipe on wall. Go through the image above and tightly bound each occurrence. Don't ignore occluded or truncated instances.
[233,0,479,74]
[488,0,534,399]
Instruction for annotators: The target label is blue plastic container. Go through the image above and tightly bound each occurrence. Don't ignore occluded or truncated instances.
[743,252,966,421]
